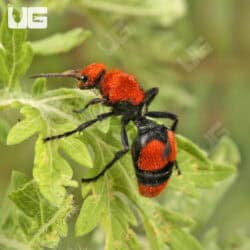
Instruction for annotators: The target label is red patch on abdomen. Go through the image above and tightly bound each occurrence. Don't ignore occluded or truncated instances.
[138,140,168,171]
[137,134,177,197]
[138,181,169,197]
[167,130,177,162]
[100,69,144,105]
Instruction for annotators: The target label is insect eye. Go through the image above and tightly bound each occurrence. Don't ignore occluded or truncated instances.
[80,75,88,82]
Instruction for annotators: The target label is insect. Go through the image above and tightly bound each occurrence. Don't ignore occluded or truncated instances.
[32,63,180,197]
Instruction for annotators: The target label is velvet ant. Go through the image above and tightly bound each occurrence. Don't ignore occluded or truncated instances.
[32,63,180,197]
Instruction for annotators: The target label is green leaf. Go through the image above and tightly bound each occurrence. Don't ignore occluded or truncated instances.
[176,134,211,167]
[158,207,195,227]
[75,135,140,248]
[168,227,202,250]
[10,170,31,190]
[80,0,186,25]
[81,182,92,198]
[162,136,238,233]
[31,28,91,55]
[142,216,166,250]
[7,106,43,145]
[1,89,99,213]
[59,137,93,168]
[0,0,5,13]
[33,137,78,206]
[0,10,33,90]
[211,136,241,165]
[75,191,104,236]
[114,195,137,227]
[0,117,10,144]
[0,171,74,250]
[0,47,9,85]
[32,78,47,97]
[201,228,221,250]
[168,140,236,197]
[101,192,140,250]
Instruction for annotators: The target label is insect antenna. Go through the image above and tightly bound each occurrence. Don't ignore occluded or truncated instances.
[30,69,82,81]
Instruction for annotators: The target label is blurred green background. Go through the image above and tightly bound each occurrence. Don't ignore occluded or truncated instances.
[0,0,249,249]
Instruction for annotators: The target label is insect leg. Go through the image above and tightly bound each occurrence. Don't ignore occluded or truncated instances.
[145,111,178,131]
[44,111,114,142]
[175,160,181,175]
[73,98,106,113]
[81,118,129,182]
[147,111,179,161]
[143,87,159,106]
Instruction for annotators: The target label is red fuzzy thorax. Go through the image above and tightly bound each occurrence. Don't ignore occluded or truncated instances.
[100,69,145,105]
